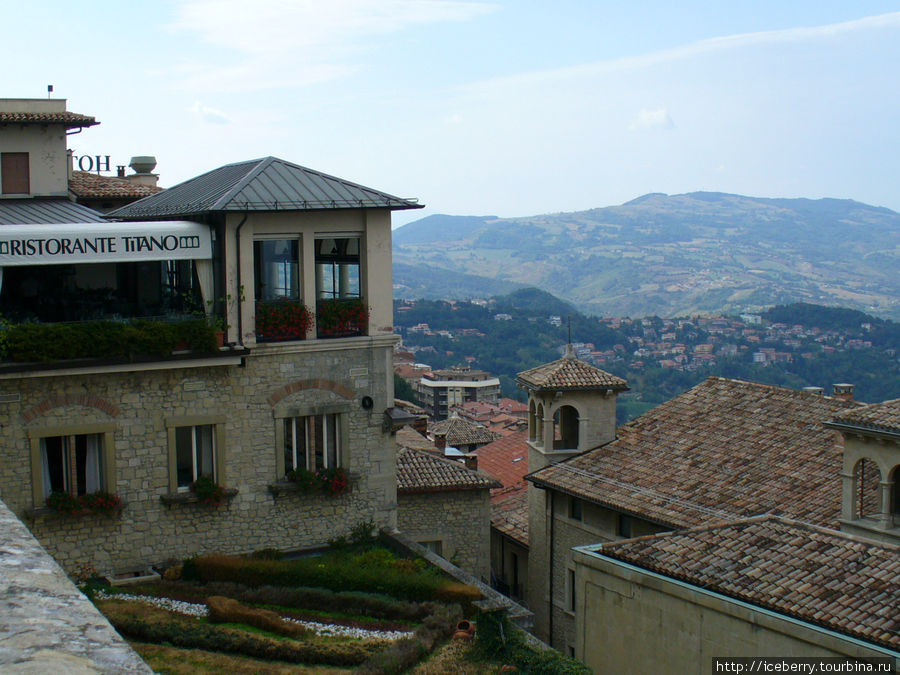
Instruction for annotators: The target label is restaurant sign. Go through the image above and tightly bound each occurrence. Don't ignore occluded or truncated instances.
[0,221,212,266]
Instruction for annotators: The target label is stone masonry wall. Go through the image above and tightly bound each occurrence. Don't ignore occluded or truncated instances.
[396,489,492,582]
[0,498,151,673]
[0,339,397,576]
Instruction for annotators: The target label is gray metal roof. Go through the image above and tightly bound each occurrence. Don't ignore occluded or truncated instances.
[0,199,106,225]
[107,156,423,220]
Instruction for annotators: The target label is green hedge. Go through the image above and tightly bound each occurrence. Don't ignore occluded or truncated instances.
[4,319,217,362]
[182,553,480,604]
[108,610,376,666]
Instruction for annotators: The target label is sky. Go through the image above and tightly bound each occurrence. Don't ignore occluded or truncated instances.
[5,1,900,227]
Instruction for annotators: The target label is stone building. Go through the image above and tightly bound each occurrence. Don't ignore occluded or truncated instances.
[0,98,424,577]
[395,442,499,580]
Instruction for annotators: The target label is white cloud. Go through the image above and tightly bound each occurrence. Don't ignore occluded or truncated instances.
[628,107,674,131]
[462,12,900,92]
[168,0,496,91]
[188,101,230,124]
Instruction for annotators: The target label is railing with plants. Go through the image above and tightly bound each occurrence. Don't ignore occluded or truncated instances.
[255,300,312,343]
[0,318,219,363]
[316,299,368,339]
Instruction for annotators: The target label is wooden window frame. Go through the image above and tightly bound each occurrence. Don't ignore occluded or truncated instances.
[165,415,227,492]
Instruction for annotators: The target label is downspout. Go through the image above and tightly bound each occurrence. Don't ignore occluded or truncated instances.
[234,213,249,345]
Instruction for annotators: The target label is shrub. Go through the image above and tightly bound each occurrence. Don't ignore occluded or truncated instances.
[474,610,591,674]
[248,548,284,561]
[4,318,217,363]
[102,601,376,666]
[184,552,466,602]
[206,595,308,638]
[359,603,462,674]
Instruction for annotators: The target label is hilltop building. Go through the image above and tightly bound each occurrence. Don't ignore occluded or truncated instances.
[416,366,500,420]
[0,98,425,578]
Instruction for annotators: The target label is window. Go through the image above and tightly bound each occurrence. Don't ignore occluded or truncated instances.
[175,424,216,489]
[28,424,116,506]
[315,237,360,300]
[568,496,583,521]
[567,568,576,612]
[274,406,349,479]
[165,416,226,492]
[254,239,300,301]
[282,414,341,475]
[1,152,29,194]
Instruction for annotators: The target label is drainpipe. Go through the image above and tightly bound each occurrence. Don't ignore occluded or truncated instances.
[234,213,249,345]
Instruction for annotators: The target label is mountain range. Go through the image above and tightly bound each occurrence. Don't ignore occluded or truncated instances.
[392,192,900,320]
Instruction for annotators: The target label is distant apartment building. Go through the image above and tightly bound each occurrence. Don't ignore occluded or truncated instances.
[416,366,501,420]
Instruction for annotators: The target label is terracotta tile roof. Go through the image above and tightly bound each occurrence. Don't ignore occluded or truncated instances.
[0,111,97,127]
[395,426,438,453]
[69,172,163,199]
[594,515,900,650]
[397,446,500,493]
[829,399,900,436]
[517,348,628,392]
[529,377,861,529]
[476,431,530,490]
[491,485,529,546]
[430,414,501,447]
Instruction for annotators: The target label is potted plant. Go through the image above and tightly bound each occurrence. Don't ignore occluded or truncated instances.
[316,299,368,338]
[190,475,227,506]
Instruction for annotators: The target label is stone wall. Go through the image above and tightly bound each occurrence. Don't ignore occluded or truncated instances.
[0,497,151,673]
[396,489,492,581]
[0,337,397,576]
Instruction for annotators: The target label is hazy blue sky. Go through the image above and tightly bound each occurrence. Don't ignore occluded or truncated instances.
[6,1,900,225]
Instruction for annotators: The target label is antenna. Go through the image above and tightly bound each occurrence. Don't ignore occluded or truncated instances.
[567,315,572,345]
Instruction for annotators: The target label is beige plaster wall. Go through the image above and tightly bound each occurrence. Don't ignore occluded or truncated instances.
[0,340,397,577]
[574,551,895,674]
[397,489,492,581]
[0,104,69,197]
[225,209,394,346]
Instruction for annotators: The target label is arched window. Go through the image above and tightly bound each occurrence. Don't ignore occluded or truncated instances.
[854,457,882,519]
[552,405,579,450]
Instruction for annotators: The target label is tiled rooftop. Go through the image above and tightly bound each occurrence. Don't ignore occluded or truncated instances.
[830,398,900,436]
[491,485,529,547]
[397,446,500,494]
[517,347,628,392]
[476,431,530,491]
[69,171,164,199]
[529,377,860,529]
[430,414,501,447]
[0,111,97,127]
[395,425,437,453]
[594,515,900,650]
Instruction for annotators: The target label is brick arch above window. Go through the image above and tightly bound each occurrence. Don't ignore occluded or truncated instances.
[267,378,355,407]
[22,394,121,424]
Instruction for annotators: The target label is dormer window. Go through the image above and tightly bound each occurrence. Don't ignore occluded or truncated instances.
[1,152,29,194]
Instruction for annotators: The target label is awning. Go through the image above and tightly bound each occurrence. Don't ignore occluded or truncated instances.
[0,221,212,266]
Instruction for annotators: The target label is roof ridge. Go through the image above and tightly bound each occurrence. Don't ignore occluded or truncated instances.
[209,157,272,210]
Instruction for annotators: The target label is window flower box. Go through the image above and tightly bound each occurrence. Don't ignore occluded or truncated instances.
[316,299,368,339]
[268,468,358,497]
[29,490,125,518]
[160,487,239,506]
[255,299,311,343]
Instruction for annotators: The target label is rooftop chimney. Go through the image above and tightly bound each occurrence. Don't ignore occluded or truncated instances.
[433,433,447,452]
[802,386,825,396]
[832,383,854,401]
[127,156,158,188]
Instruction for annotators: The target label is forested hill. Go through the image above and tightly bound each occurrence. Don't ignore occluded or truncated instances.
[395,296,900,423]
[392,192,900,321]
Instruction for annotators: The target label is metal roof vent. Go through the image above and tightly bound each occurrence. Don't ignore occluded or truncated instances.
[129,156,157,174]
